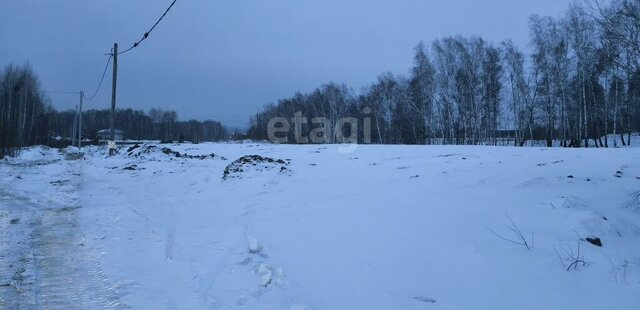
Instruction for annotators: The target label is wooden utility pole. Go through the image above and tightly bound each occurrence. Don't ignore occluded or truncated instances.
[109,43,118,156]
[78,91,84,149]
[72,105,78,147]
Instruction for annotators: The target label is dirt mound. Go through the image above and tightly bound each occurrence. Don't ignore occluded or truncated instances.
[125,144,158,158]
[124,144,226,161]
[161,147,226,160]
[223,155,290,180]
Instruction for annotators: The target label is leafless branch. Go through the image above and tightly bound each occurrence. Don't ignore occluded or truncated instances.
[608,252,640,283]
[488,213,534,251]
[555,234,589,271]
[626,191,640,212]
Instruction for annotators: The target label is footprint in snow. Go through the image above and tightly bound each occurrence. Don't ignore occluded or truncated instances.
[245,237,285,288]
[257,263,281,287]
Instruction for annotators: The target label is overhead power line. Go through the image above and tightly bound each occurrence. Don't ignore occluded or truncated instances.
[85,55,113,101]
[118,0,178,55]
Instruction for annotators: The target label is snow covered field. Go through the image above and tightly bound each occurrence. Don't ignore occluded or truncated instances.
[1,142,640,309]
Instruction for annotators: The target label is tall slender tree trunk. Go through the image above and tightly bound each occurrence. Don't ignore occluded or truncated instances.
[582,71,588,148]
[613,75,619,147]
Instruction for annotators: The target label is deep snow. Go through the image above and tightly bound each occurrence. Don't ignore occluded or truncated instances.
[1,142,640,309]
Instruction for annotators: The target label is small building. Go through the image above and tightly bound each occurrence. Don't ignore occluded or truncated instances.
[96,129,124,141]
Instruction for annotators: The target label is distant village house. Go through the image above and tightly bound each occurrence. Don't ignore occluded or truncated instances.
[96,129,124,141]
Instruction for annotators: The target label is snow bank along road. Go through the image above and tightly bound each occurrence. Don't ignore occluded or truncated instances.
[1,143,640,309]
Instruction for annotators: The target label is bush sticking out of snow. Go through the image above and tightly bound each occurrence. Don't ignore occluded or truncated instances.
[627,191,640,213]
[555,237,590,271]
[488,213,534,251]
[609,254,640,283]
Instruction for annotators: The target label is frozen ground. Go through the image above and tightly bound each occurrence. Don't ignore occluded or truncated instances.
[0,148,123,309]
[1,142,640,309]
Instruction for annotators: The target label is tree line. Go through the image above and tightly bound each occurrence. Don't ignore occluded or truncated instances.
[248,0,640,147]
[0,64,50,158]
[48,108,228,143]
[0,64,228,158]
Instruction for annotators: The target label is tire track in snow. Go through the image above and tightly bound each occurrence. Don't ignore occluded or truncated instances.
[0,198,38,309]
[30,206,124,309]
[0,154,125,309]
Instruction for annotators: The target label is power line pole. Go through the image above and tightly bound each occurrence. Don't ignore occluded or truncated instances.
[78,91,84,149]
[72,105,78,147]
[109,43,118,156]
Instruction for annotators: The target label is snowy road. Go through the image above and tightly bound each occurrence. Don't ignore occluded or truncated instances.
[0,151,124,309]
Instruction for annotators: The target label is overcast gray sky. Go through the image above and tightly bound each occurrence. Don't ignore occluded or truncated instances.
[0,0,572,128]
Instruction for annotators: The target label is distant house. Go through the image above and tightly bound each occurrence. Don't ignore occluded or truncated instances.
[96,129,124,141]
